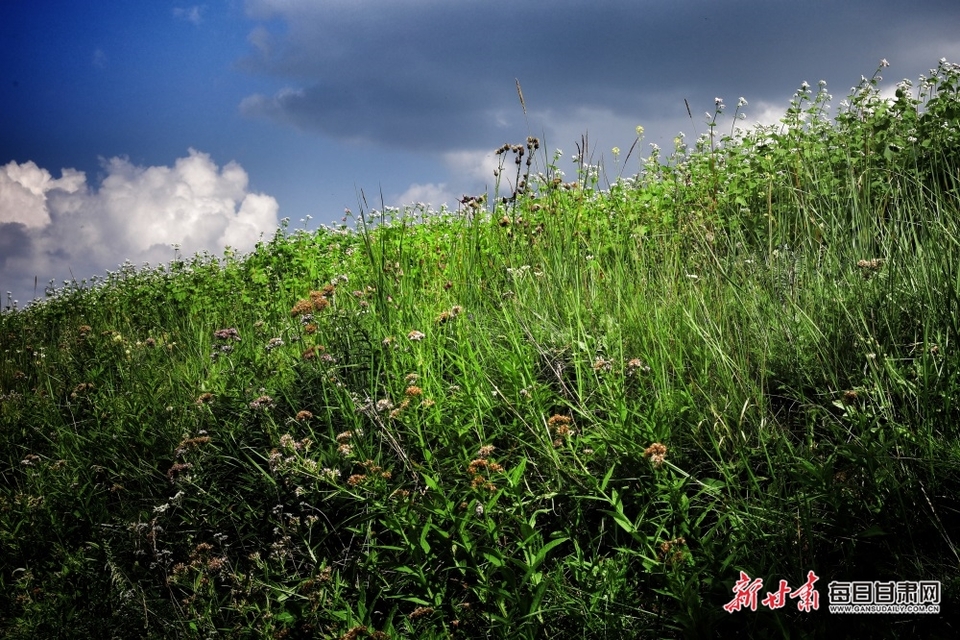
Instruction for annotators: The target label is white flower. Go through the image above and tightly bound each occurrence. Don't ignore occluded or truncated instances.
[880,58,890,68]
[737,97,748,107]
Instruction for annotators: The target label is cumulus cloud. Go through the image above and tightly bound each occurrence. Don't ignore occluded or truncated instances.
[0,150,279,306]
[390,182,457,211]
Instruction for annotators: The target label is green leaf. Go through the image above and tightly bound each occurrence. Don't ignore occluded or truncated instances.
[483,551,505,567]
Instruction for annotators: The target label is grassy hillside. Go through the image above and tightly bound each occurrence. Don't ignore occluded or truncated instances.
[2,60,960,638]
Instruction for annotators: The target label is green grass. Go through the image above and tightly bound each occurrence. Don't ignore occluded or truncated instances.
[2,60,960,639]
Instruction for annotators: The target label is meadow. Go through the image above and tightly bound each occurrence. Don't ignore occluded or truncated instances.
[2,60,959,638]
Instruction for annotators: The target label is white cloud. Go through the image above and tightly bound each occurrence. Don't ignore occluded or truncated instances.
[748,100,790,129]
[1,161,85,228]
[247,25,274,56]
[173,6,204,26]
[390,182,457,211]
[0,150,279,305]
[443,149,500,185]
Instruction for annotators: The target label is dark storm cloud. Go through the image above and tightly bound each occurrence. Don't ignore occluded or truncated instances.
[240,0,960,151]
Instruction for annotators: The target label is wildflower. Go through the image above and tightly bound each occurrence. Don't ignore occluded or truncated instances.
[478,444,496,458]
[347,474,366,487]
[336,430,353,443]
[737,97,748,107]
[166,462,193,482]
[71,382,95,398]
[280,434,297,450]
[214,328,241,341]
[880,58,890,68]
[468,458,488,475]
[549,414,574,446]
[626,358,651,376]
[407,330,425,341]
[338,443,353,457]
[644,442,668,468]
[612,146,620,158]
[593,357,613,372]
[856,258,885,279]
[21,454,40,466]
[405,385,422,397]
[249,395,274,410]
[295,410,313,421]
[361,459,383,473]
[375,398,394,413]
[321,468,340,481]
[635,125,644,138]
[389,398,411,419]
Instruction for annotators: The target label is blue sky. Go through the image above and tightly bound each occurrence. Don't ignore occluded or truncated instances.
[2,0,960,307]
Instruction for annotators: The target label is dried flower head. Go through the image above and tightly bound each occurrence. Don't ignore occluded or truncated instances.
[592,357,613,372]
[644,442,668,468]
[468,458,488,475]
[627,358,651,376]
[214,328,241,341]
[347,474,367,487]
[856,258,885,279]
[249,395,274,411]
[409,606,435,619]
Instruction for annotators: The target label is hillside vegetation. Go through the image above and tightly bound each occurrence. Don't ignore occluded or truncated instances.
[2,60,960,638]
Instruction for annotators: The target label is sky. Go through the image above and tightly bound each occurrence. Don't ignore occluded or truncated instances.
[2,0,959,308]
